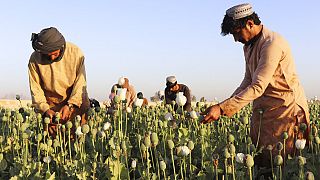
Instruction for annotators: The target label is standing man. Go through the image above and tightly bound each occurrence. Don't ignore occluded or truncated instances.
[165,76,191,112]
[28,27,90,136]
[201,3,309,172]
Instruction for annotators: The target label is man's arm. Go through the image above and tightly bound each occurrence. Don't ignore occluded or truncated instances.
[28,61,50,113]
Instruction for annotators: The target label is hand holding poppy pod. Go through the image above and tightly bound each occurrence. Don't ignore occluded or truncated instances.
[200,104,222,124]
[59,104,73,122]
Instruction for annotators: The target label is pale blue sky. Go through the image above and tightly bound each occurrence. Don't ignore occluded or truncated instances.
[0,1,319,101]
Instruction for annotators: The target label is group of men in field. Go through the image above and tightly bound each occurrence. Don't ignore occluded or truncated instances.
[28,3,309,178]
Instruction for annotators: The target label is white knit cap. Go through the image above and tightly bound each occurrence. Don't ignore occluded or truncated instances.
[226,3,253,20]
[166,76,177,83]
[118,77,125,86]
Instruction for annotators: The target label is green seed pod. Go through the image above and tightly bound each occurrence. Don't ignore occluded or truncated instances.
[315,136,320,144]
[55,112,61,120]
[21,123,29,132]
[66,121,73,129]
[43,131,48,137]
[159,160,166,170]
[274,155,283,166]
[47,139,53,147]
[114,95,121,104]
[245,154,254,168]
[223,147,231,159]
[228,134,235,143]
[0,136,3,143]
[91,128,97,137]
[22,133,29,139]
[140,143,147,152]
[76,115,82,122]
[299,123,307,132]
[36,134,42,141]
[144,136,151,148]
[247,137,252,145]
[187,141,195,151]
[227,165,233,174]
[229,144,236,156]
[44,117,50,124]
[16,113,23,121]
[200,128,206,136]
[1,116,7,122]
[53,139,60,148]
[151,133,159,147]
[276,142,283,151]
[88,120,94,128]
[82,124,90,134]
[121,141,127,151]
[0,153,3,161]
[167,140,175,150]
[37,113,42,121]
[12,128,17,135]
[298,156,306,166]
[282,132,288,140]
[242,114,249,125]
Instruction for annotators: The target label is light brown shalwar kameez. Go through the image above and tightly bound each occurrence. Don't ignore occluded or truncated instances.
[219,27,309,167]
[28,42,90,137]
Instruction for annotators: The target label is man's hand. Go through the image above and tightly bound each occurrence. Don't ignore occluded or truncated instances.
[200,104,222,124]
[60,105,72,122]
[44,109,55,123]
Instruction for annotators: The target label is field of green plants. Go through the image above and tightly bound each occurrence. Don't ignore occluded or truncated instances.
[0,97,319,180]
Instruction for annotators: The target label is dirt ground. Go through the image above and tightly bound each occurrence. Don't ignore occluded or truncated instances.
[0,99,32,109]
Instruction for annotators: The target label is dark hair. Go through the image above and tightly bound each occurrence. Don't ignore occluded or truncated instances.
[221,12,261,36]
[137,92,144,99]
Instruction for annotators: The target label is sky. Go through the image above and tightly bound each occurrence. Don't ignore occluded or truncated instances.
[0,1,319,102]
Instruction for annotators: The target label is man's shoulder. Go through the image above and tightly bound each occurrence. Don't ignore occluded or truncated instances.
[29,51,41,64]
[65,42,84,56]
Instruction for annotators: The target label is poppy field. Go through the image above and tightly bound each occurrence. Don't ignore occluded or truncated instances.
[0,97,319,180]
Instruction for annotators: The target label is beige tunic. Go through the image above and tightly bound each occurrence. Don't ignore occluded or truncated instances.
[219,27,309,157]
[28,42,90,113]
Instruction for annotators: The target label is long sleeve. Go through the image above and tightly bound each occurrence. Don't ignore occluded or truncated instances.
[28,61,50,113]
[67,56,87,108]
[219,41,283,117]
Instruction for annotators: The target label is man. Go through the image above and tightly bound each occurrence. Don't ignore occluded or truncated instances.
[109,77,136,107]
[165,76,191,112]
[201,3,309,171]
[28,27,90,137]
[137,92,148,107]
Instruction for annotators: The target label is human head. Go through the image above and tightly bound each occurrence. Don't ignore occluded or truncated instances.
[31,27,66,61]
[137,92,144,99]
[118,77,129,89]
[166,76,179,92]
[221,3,261,44]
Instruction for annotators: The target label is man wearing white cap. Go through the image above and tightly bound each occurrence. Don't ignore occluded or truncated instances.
[109,77,136,107]
[165,76,191,112]
[201,3,309,174]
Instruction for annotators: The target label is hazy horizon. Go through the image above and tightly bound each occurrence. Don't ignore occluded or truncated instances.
[0,1,319,102]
